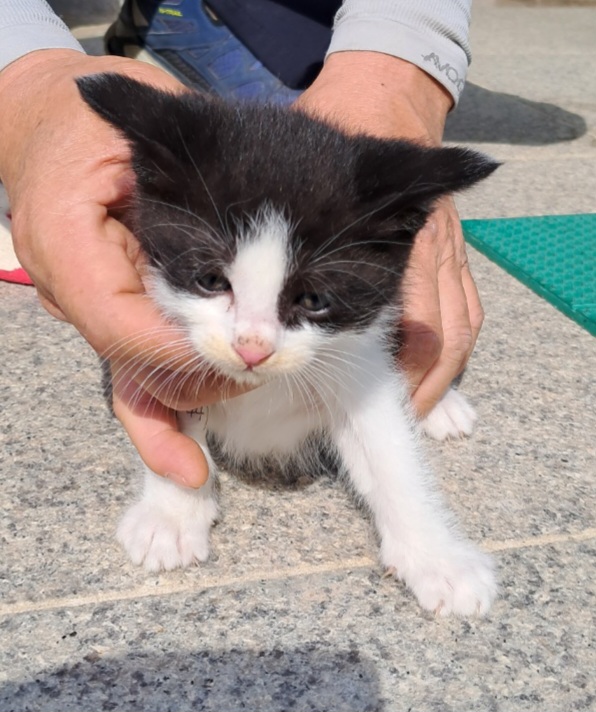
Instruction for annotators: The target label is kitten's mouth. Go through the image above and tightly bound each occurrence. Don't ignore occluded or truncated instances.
[222,363,273,387]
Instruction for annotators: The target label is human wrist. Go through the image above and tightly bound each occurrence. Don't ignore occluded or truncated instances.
[0,50,86,174]
[0,50,181,187]
[295,51,452,145]
[0,48,83,90]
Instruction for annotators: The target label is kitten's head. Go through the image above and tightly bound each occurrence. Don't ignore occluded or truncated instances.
[78,74,498,386]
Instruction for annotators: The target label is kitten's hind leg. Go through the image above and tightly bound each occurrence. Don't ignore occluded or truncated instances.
[331,364,496,616]
[421,387,478,441]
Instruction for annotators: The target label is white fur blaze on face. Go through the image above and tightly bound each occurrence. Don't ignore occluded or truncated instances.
[148,208,328,384]
[227,210,290,367]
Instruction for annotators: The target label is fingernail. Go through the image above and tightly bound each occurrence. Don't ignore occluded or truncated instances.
[164,471,189,487]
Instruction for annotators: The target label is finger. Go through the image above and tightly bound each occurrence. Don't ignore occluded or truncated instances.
[112,370,210,488]
[49,212,175,358]
[398,224,443,391]
[410,254,473,417]
[30,202,243,413]
[461,262,484,347]
[399,319,443,392]
[45,213,245,407]
[36,290,68,322]
[113,358,242,412]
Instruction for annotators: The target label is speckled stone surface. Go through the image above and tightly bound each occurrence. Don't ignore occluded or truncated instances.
[1,2,596,711]
[1,543,595,712]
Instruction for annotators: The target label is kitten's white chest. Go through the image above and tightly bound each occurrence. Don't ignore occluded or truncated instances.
[181,380,327,458]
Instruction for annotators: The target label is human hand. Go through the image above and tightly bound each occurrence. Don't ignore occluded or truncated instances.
[0,49,237,487]
[294,52,483,416]
[398,196,483,416]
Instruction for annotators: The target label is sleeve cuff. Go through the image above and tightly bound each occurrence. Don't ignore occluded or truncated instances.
[327,7,471,106]
[0,22,84,73]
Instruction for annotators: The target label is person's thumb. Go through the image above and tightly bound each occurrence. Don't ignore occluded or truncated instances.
[112,372,210,488]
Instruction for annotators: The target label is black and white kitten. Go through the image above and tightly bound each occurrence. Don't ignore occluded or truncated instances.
[78,74,498,617]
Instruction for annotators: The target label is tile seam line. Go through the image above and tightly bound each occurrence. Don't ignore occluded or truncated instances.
[486,527,596,552]
[2,528,595,617]
[0,556,376,617]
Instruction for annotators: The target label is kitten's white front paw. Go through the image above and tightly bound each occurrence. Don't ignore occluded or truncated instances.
[422,388,477,441]
[384,542,497,617]
[117,499,216,572]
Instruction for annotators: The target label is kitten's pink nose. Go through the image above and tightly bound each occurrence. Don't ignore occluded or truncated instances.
[233,338,275,367]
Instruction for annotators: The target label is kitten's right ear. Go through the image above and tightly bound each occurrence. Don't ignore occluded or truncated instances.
[353,138,499,233]
[76,73,198,194]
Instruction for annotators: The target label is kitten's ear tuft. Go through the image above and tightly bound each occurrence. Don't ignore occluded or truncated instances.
[76,72,206,143]
[77,73,159,139]
[354,139,499,228]
[76,73,203,194]
[412,145,500,196]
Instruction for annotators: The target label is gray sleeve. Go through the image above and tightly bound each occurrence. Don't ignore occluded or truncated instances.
[0,0,84,72]
[327,0,472,105]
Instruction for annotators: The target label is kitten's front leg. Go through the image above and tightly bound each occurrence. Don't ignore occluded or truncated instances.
[331,362,497,616]
[117,411,218,572]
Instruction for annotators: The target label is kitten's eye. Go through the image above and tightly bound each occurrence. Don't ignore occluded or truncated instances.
[296,292,330,314]
[196,272,231,293]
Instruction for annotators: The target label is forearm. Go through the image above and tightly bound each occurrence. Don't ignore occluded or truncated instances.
[296,51,452,144]
[328,0,472,107]
[0,0,83,72]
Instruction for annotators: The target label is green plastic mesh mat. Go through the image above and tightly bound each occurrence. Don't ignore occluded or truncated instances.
[462,214,596,337]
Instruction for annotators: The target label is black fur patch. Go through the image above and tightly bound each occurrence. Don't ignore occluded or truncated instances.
[77,73,498,332]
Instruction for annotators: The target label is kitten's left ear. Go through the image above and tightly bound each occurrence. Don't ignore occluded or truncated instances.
[76,73,208,195]
[355,138,499,226]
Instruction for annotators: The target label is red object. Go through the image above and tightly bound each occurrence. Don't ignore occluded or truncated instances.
[0,186,33,285]
[0,267,33,285]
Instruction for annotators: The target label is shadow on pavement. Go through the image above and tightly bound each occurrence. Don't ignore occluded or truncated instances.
[0,645,383,712]
[445,83,587,145]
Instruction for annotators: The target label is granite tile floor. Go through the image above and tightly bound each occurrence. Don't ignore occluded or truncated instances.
[1,2,595,710]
